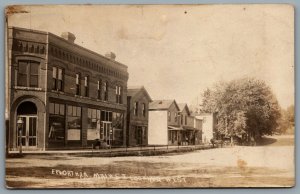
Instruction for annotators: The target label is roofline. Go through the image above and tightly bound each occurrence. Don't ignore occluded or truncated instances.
[9,26,128,69]
[178,103,190,115]
[149,99,180,111]
[127,86,152,101]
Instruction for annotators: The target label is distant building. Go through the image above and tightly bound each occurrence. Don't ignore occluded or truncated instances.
[126,86,152,146]
[178,103,202,145]
[6,27,129,151]
[148,100,180,145]
[194,113,217,143]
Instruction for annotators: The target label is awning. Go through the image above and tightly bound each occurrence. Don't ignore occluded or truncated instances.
[182,126,199,131]
[168,125,183,130]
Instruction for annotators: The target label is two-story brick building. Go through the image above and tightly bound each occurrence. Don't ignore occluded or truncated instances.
[6,27,129,151]
[126,86,152,146]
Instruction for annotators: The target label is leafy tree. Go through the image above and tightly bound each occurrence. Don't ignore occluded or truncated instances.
[201,77,281,144]
[278,105,295,134]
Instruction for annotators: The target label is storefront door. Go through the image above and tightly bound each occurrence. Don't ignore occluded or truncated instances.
[101,121,112,145]
[17,115,37,148]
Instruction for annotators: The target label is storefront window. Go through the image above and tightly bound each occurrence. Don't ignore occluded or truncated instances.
[67,105,81,141]
[49,102,65,146]
[87,108,101,140]
[112,112,124,145]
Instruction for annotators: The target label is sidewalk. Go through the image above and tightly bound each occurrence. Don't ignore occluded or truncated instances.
[8,144,214,157]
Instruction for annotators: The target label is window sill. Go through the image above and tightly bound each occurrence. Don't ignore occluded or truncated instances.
[14,86,42,91]
[51,90,65,94]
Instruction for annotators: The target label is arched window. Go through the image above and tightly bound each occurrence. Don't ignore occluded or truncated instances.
[17,101,37,115]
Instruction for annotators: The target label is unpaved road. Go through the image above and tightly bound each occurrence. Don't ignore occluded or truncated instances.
[6,135,294,188]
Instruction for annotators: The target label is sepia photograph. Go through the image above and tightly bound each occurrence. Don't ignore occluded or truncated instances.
[5,4,294,188]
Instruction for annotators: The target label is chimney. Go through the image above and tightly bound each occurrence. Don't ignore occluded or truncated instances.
[105,52,116,60]
[61,32,76,43]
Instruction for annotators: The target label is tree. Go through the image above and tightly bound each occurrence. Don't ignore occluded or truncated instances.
[278,105,295,134]
[201,77,281,144]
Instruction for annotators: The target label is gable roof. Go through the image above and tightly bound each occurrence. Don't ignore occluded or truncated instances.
[127,86,152,101]
[149,99,179,111]
[177,103,190,115]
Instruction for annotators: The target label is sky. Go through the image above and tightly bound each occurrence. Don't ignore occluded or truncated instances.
[6,4,294,108]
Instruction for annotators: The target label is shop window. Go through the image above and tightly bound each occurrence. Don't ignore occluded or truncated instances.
[112,112,124,145]
[67,105,81,141]
[52,67,64,91]
[17,60,39,87]
[49,103,65,145]
[87,108,101,140]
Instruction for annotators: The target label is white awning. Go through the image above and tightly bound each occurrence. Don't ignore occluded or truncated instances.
[168,126,183,130]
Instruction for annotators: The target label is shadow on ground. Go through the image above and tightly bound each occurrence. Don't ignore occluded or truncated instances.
[256,137,277,146]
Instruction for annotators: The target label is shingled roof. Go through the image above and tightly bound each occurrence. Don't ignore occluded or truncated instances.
[127,86,152,101]
[177,103,190,115]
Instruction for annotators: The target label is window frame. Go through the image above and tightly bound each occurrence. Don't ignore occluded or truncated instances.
[17,60,40,88]
[103,81,108,101]
[75,73,81,95]
[84,76,89,97]
[134,102,138,116]
[52,66,64,91]
[97,80,102,100]
[142,103,146,117]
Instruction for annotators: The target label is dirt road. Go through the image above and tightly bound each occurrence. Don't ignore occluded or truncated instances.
[6,135,294,188]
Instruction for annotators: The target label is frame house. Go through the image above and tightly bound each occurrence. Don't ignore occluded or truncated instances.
[193,113,217,143]
[126,86,152,146]
[148,100,181,146]
[177,103,202,145]
[6,27,129,151]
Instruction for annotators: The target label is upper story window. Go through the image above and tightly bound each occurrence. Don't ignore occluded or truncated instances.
[76,73,81,95]
[142,103,146,117]
[116,85,122,104]
[181,114,183,125]
[52,67,64,91]
[103,81,108,101]
[174,112,178,122]
[97,80,102,100]
[185,115,187,125]
[134,102,138,116]
[168,111,171,122]
[17,60,39,87]
[84,76,89,97]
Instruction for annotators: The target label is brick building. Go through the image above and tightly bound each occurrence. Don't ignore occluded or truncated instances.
[6,27,129,151]
[126,86,152,146]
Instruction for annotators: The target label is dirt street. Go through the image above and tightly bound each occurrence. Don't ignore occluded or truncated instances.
[6,135,294,188]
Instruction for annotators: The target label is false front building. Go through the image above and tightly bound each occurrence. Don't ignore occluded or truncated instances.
[148,100,181,145]
[6,27,129,151]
